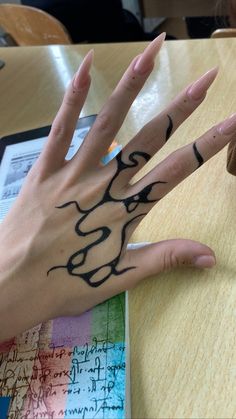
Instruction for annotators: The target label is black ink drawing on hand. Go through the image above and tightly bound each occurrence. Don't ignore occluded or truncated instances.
[166,114,173,142]
[47,151,166,287]
[193,142,204,168]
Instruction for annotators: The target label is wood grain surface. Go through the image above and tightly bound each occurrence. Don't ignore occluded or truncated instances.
[0,38,236,418]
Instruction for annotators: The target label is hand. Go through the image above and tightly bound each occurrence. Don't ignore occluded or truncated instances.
[0,33,236,342]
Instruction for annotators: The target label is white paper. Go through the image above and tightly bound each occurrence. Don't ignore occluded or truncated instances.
[0,126,91,222]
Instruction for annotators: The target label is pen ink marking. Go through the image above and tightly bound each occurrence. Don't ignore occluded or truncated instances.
[193,142,204,168]
[47,151,166,287]
[166,114,173,142]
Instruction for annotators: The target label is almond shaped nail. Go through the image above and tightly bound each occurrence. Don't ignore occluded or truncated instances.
[187,67,219,101]
[194,255,216,268]
[73,49,94,90]
[134,32,166,75]
[218,113,236,135]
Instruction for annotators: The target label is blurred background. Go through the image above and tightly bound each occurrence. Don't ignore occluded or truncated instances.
[0,0,235,44]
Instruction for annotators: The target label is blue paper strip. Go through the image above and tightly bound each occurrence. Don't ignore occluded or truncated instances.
[0,397,11,419]
[102,145,122,165]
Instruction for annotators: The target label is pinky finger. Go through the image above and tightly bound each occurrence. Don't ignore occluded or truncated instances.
[129,112,236,205]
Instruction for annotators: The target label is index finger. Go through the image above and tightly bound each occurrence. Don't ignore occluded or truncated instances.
[71,33,166,171]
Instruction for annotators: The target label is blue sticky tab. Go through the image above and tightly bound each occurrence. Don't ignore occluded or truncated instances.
[102,145,122,165]
[0,397,11,419]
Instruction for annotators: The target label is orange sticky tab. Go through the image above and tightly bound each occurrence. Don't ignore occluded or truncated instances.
[108,141,118,153]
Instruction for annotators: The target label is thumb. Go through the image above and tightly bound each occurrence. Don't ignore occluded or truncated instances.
[118,239,216,290]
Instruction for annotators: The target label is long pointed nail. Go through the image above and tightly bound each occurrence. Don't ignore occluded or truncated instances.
[218,113,236,135]
[187,67,219,101]
[134,32,166,75]
[73,49,94,90]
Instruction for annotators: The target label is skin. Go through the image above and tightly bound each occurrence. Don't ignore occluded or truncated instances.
[0,33,236,343]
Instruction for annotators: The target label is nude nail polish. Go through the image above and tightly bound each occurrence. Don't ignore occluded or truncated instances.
[134,32,166,75]
[218,113,236,135]
[187,67,218,101]
[194,255,216,268]
[73,49,94,90]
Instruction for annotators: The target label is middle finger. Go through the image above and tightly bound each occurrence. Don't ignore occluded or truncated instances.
[72,33,166,170]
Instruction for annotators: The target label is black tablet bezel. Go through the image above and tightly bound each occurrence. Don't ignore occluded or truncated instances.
[0,114,97,164]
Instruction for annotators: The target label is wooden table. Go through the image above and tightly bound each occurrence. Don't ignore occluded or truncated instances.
[140,0,228,18]
[0,38,236,418]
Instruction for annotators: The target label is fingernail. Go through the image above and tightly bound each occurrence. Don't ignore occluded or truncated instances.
[134,32,166,75]
[187,67,218,101]
[217,113,236,135]
[194,255,216,268]
[73,49,94,90]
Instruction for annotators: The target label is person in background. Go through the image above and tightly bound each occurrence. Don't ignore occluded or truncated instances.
[186,0,236,38]
[21,0,147,42]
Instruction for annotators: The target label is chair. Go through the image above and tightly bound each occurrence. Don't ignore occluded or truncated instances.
[211,28,236,38]
[0,3,72,46]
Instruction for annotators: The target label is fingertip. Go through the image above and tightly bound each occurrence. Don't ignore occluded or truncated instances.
[133,32,165,75]
[73,49,94,90]
[217,112,236,136]
[205,66,219,83]
[143,31,166,58]
[193,254,216,269]
[79,49,94,71]
[85,49,94,67]
[187,66,219,101]
[148,32,166,50]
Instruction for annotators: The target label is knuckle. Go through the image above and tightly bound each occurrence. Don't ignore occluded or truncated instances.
[64,92,77,107]
[163,250,182,271]
[167,151,185,179]
[51,121,70,139]
[146,136,159,156]
[24,165,39,185]
[122,74,139,93]
[202,131,217,152]
[137,129,158,156]
[111,201,127,222]
[64,86,82,107]
[174,98,193,117]
[22,161,46,189]
[95,112,113,136]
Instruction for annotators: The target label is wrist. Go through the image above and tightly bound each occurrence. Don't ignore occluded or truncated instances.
[0,224,59,342]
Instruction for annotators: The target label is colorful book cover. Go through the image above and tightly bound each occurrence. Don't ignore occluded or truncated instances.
[0,116,128,419]
[0,294,127,419]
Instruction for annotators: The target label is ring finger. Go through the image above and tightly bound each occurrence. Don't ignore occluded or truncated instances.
[125,113,236,216]
[116,67,218,185]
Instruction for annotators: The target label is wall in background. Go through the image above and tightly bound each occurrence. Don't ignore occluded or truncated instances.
[122,0,165,32]
[122,0,142,22]
[0,0,21,3]
[0,0,141,9]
